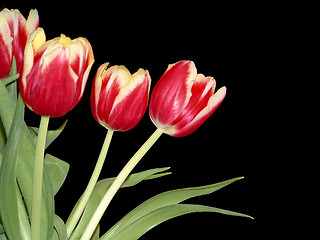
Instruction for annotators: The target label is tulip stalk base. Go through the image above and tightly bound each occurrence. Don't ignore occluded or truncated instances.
[31,116,50,240]
[66,129,114,237]
[80,128,163,240]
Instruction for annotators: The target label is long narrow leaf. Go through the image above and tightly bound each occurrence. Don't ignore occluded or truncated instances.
[44,154,69,196]
[0,81,16,136]
[103,177,243,239]
[0,94,30,240]
[16,120,55,240]
[28,120,68,149]
[0,121,5,155]
[68,167,171,240]
[52,215,68,240]
[104,204,252,240]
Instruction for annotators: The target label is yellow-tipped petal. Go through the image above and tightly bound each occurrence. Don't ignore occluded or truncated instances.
[0,10,13,55]
[192,86,227,124]
[31,28,46,52]
[26,9,39,34]
[21,27,46,87]
[59,34,72,47]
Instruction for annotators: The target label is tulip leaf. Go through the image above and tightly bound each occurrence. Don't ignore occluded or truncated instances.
[44,154,69,196]
[101,177,250,240]
[91,225,100,240]
[103,204,252,240]
[16,121,55,240]
[0,57,18,86]
[0,222,7,240]
[29,120,68,149]
[0,223,4,234]
[0,94,30,240]
[0,234,8,240]
[0,80,16,136]
[0,74,19,86]
[1,72,55,240]
[0,121,5,155]
[68,167,171,240]
[52,215,68,240]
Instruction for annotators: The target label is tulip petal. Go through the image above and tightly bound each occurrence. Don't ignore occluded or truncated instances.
[173,86,227,137]
[171,75,215,126]
[108,69,151,131]
[91,62,109,123]
[0,11,13,78]
[26,9,39,35]
[68,37,94,101]
[150,60,197,126]
[29,48,77,117]
[20,28,46,104]
[96,66,123,126]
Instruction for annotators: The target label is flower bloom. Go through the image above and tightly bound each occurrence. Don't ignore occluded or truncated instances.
[149,60,226,137]
[19,28,94,117]
[0,8,39,78]
[91,62,151,131]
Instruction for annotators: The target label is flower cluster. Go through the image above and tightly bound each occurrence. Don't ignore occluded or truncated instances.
[0,8,251,240]
[1,8,226,135]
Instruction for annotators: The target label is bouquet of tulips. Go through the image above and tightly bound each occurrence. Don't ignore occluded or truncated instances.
[0,8,252,240]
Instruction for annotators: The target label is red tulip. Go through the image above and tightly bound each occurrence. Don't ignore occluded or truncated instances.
[0,8,39,78]
[91,62,151,131]
[149,60,226,137]
[19,28,94,117]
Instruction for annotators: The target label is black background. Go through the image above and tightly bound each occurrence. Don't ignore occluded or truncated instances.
[3,1,279,239]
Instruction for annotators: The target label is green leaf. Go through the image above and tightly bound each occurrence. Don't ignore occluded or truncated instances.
[90,225,100,240]
[16,123,55,240]
[44,154,69,196]
[29,120,68,149]
[0,121,5,155]
[0,59,18,140]
[1,57,19,100]
[52,215,68,240]
[103,204,252,240]
[0,57,18,86]
[0,80,16,136]
[68,167,171,240]
[0,74,19,86]
[0,94,30,240]
[102,177,249,240]
[0,233,8,240]
[0,82,55,239]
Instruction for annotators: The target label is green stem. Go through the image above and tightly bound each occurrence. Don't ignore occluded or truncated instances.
[31,116,50,240]
[66,129,114,237]
[80,128,163,240]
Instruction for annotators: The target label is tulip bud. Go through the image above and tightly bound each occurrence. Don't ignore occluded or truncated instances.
[91,62,151,131]
[149,60,226,137]
[0,8,39,78]
[19,28,94,117]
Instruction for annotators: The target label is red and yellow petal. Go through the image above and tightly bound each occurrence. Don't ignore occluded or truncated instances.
[0,16,12,77]
[149,60,197,126]
[173,86,227,137]
[29,48,78,117]
[108,69,151,131]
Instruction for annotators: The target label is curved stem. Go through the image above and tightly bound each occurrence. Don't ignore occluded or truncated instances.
[31,116,50,240]
[80,128,163,240]
[66,129,114,237]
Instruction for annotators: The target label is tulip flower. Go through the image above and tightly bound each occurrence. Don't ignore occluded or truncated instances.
[91,62,151,131]
[19,27,94,117]
[65,63,151,236]
[0,8,39,78]
[149,60,226,137]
